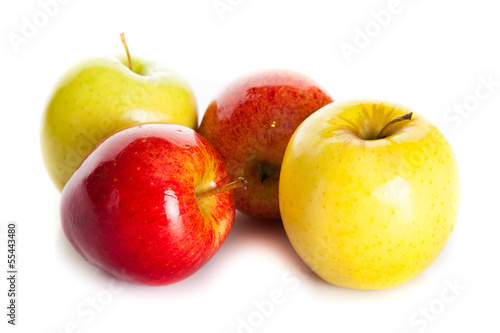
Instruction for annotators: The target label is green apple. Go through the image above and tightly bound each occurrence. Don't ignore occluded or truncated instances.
[41,35,197,191]
[279,100,460,290]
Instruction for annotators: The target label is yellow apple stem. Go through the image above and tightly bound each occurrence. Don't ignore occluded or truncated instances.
[196,177,247,199]
[120,32,133,72]
[376,112,413,139]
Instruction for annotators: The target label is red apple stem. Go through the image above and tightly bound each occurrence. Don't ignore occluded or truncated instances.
[376,112,413,139]
[120,32,133,72]
[196,177,247,199]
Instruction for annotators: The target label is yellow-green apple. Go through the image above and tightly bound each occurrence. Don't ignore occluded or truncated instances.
[60,123,244,286]
[198,70,333,219]
[279,100,460,289]
[41,35,197,191]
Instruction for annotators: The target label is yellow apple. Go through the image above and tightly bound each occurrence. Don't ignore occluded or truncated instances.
[279,100,460,289]
[41,36,197,191]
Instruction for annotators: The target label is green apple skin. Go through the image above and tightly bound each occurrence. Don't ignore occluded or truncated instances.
[279,100,460,290]
[41,56,197,191]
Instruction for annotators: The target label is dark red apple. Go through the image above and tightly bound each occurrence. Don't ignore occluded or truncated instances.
[198,70,333,219]
[61,123,243,286]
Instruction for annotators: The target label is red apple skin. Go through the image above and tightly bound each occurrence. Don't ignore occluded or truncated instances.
[61,123,235,286]
[198,70,333,219]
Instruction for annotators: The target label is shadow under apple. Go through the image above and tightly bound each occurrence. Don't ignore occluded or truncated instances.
[54,204,317,292]
[221,212,309,270]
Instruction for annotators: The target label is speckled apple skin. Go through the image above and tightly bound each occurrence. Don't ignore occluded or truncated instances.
[279,101,460,289]
[41,56,198,191]
[198,70,333,219]
[61,123,234,286]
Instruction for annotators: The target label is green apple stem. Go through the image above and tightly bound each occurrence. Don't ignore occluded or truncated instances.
[376,112,413,139]
[120,32,133,72]
[196,177,247,199]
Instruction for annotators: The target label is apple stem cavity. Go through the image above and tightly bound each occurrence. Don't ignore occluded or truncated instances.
[376,112,413,140]
[120,32,133,72]
[258,164,277,183]
[196,177,247,199]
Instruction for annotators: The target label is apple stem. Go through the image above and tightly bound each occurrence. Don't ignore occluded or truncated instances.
[196,177,247,199]
[120,32,133,72]
[376,112,413,139]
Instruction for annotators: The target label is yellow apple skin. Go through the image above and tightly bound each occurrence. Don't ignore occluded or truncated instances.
[41,56,197,191]
[279,100,460,290]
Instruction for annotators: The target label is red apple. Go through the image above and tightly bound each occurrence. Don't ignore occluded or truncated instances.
[60,123,243,286]
[198,70,333,219]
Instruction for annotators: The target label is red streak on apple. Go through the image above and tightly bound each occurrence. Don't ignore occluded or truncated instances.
[61,123,235,286]
[199,70,333,219]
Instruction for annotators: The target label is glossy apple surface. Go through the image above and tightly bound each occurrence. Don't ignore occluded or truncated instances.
[279,100,460,289]
[42,55,197,191]
[61,123,233,286]
[199,70,333,219]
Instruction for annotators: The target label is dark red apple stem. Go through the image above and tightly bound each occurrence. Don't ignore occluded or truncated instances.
[120,32,133,72]
[376,112,413,139]
[196,177,247,199]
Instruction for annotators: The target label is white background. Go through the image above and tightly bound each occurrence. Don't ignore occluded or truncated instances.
[1,0,499,332]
